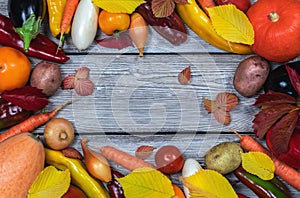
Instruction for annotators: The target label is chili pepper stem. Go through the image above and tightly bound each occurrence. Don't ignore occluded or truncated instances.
[14,13,42,52]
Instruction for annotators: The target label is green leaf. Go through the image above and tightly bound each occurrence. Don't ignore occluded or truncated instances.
[92,0,146,14]
[116,167,174,198]
[28,166,71,198]
[207,4,254,45]
[242,152,275,180]
[182,169,238,198]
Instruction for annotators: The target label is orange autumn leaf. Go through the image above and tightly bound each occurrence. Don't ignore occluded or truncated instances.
[204,92,238,125]
[178,66,191,85]
[135,145,155,159]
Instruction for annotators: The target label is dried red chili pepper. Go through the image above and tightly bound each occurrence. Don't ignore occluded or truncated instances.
[0,98,31,130]
[136,0,187,45]
[106,169,125,198]
[0,13,69,63]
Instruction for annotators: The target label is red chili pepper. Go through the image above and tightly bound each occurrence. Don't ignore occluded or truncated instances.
[0,13,69,63]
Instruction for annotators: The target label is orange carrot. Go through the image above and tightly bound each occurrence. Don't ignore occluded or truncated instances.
[99,145,155,171]
[0,100,73,143]
[197,0,216,15]
[57,0,79,52]
[231,129,300,191]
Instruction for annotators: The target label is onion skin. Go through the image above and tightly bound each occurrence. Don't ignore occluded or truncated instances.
[129,12,148,57]
[81,138,112,182]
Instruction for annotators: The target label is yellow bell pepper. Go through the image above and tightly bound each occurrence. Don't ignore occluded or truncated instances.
[176,0,253,54]
[46,0,71,38]
[44,148,110,198]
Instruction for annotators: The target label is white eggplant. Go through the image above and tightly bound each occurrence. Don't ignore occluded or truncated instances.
[71,0,99,50]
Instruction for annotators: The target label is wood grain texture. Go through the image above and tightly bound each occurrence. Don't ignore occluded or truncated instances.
[0,0,299,196]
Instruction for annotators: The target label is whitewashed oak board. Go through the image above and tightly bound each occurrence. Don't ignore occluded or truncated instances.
[0,0,299,197]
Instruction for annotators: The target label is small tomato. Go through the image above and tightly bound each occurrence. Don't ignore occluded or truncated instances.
[98,10,130,35]
[155,145,184,174]
[0,46,31,93]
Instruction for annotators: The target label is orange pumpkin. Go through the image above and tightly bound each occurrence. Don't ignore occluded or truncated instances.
[247,0,300,62]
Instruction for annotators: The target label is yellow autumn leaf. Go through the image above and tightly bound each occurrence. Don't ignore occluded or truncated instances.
[241,152,275,180]
[116,167,174,198]
[92,0,146,14]
[182,169,238,198]
[207,5,254,45]
[28,166,71,198]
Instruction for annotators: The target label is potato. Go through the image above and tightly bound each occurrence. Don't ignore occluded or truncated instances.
[30,61,62,97]
[233,56,270,97]
[204,142,243,174]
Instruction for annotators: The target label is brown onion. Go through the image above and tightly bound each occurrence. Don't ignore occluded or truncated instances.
[81,138,112,182]
[44,118,75,150]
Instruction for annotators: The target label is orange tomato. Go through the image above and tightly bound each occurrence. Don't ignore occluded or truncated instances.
[172,184,186,198]
[98,10,130,35]
[0,46,31,93]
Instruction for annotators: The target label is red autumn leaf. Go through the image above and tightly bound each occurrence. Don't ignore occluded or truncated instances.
[203,97,217,113]
[0,86,48,111]
[62,67,95,96]
[213,108,231,125]
[97,31,133,50]
[215,92,238,111]
[175,0,189,4]
[135,145,156,159]
[252,104,296,139]
[76,67,90,79]
[178,66,191,85]
[285,65,300,96]
[62,75,75,89]
[74,78,95,96]
[152,0,175,18]
[253,91,296,107]
[268,109,299,155]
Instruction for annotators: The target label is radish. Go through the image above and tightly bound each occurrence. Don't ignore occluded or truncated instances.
[71,0,99,50]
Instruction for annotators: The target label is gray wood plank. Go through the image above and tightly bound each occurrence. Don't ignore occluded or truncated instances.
[1,0,300,197]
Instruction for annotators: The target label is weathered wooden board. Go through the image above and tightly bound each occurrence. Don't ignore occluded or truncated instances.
[1,0,300,197]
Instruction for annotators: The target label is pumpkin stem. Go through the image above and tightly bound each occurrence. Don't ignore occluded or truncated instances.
[269,12,280,22]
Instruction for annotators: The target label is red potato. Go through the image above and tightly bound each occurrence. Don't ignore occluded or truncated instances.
[30,61,62,97]
[233,56,270,97]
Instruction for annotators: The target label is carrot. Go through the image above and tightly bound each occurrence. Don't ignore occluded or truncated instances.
[0,100,73,143]
[57,0,79,53]
[99,145,155,171]
[231,128,300,191]
[197,0,216,15]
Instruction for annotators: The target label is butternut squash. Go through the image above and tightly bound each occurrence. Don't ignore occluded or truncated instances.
[0,133,45,198]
